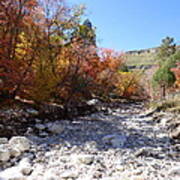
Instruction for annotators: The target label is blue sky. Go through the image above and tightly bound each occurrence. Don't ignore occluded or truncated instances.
[68,0,180,51]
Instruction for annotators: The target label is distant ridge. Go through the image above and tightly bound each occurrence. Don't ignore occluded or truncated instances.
[126,45,180,55]
[125,45,180,66]
[126,47,158,55]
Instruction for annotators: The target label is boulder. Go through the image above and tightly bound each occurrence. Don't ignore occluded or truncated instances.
[9,136,30,152]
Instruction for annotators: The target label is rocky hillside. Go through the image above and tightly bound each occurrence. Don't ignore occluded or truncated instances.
[125,45,180,68]
[125,47,158,67]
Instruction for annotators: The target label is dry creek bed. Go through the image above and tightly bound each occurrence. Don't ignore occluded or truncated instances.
[0,102,180,180]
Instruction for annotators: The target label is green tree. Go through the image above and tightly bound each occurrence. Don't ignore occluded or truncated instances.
[169,50,180,64]
[153,37,178,98]
[153,62,176,98]
[157,36,176,65]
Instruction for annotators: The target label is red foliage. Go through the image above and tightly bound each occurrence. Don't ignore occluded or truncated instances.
[171,62,180,88]
[0,0,38,99]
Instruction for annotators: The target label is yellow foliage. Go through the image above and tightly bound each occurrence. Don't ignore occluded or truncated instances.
[15,32,32,60]
[28,67,59,103]
[114,71,141,97]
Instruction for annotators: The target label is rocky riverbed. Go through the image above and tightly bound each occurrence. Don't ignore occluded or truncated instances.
[0,102,180,180]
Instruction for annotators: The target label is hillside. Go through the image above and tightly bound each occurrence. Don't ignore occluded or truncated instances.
[125,47,158,67]
[125,45,180,67]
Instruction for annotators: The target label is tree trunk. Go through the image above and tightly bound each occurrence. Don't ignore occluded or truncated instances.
[162,85,166,99]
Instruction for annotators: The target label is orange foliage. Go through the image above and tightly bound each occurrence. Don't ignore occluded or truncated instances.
[94,48,123,96]
[114,72,142,97]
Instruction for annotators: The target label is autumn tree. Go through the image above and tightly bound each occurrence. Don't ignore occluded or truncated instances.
[55,38,107,105]
[0,0,38,99]
[94,48,123,97]
[17,0,86,103]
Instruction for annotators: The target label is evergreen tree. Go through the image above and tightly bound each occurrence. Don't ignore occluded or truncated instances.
[153,37,178,98]
[157,36,176,65]
[71,19,96,46]
[153,61,176,97]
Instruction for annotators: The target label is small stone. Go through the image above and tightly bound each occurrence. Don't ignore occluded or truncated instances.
[139,108,157,117]
[170,125,180,139]
[0,145,10,162]
[35,124,46,130]
[9,136,30,152]
[87,99,99,105]
[61,170,78,179]
[73,154,94,165]
[99,177,117,180]
[10,147,21,157]
[84,141,97,151]
[29,164,44,178]
[133,169,143,175]
[135,148,150,157]
[161,118,169,126]
[169,166,180,177]
[26,108,39,116]
[115,165,125,172]
[47,122,64,134]
[131,176,145,180]
[0,166,26,180]
[102,134,127,148]
[0,138,8,144]
[35,119,42,123]
[19,158,32,175]
[39,132,49,137]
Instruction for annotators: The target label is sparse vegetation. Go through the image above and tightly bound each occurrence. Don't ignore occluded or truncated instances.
[125,48,157,66]
[149,98,180,112]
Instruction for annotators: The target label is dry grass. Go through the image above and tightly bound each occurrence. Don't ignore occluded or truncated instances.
[149,97,180,112]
